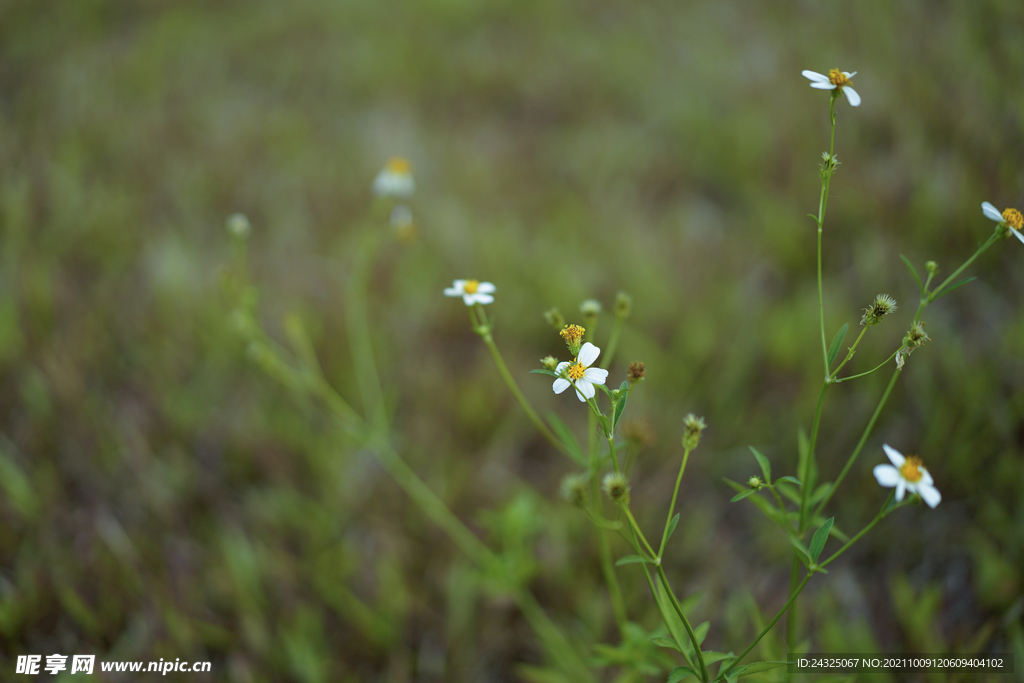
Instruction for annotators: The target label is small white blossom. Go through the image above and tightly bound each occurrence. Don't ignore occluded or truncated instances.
[444,279,495,306]
[802,69,861,107]
[873,444,941,508]
[372,157,415,198]
[981,201,1024,244]
[552,342,609,402]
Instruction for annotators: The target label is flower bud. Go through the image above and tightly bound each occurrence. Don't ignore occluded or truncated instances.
[580,299,601,330]
[627,361,645,385]
[560,474,589,508]
[543,307,566,331]
[748,476,763,490]
[602,472,630,505]
[226,213,251,239]
[860,294,897,327]
[559,324,586,356]
[540,355,559,372]
[614,291,632,318]
[925,261,939,276]
[681,413,707,451]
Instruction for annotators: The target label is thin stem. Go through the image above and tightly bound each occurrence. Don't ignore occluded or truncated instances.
[800,382,829,531]
[602,314,626,369]
[596,525,628,637]
[656,564,709,682]
[820,492,895,568]
[607,435,621,475]
[815,96,838,376]
[927,233,998,306]
[346,232,387,425]
[724,572,813,679]
[785,552,801,651]
[834,350,898,383]
[514,589,597,682]
[658,447,692,557]
[623,506,658,562]
[637,563,696,671]
[769,486,791,527]
[813,368,900,518]
[829,326,867,379]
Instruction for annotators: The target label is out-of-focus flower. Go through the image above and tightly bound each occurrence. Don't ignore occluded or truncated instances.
[372,157,415,198]
[390,205,416,242]
[802,69,861,107]
[444,279,495,306]
[873,444,941,508]
[982,201,1024,244]
[226,213,251,239]
[552,342,608,402]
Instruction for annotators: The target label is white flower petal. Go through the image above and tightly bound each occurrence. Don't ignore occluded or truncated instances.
[802,70,829,82]
[981,202,1004,222]
[843,86,861,107]
[553,378,570,394]
[554,362,570,373]
[810,81,837,90]
[1012,228,1024,245]
[882,444,905,467]
[919,468,933,486]
[577,342,600,367]
[443,287,461,297]
[918,483,942,509]
[474,293,494,305]
[873,464,901,487]
[576,378,596,400]
[583,367,609,384]
[574,387,588,402]
[895,480,906,502]
[462,294,475,306]
[844,71,857,78]
[476,282,496,294]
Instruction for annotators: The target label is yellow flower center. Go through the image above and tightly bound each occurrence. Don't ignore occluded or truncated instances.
[900,455,925,483]
[1002,208,1023,230]
[828,69,851,88]
[386,157,411,175]
[567,361,587,381]
[463,280,479,294]
[559,324,586,345]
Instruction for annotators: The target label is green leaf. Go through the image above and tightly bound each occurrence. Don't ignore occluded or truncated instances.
[651,636,683,653]
[615,554,652,567]
[653,580,689,657]
[723,478,790,532]
[612,381,629,432]
[665,513,680,543]
[749,446,771,484]
[900,254,924,295]
[546,412,585,466]
[809,517,834,563]
[529,368,559,377]
[775,482,801,505]
[776,476,801,487]
[667,666,696,683]
[736,660,792,676]
[931,276,977,300]
[826,322,849,367]
[701,651,735,665]
[788,533,811,565]
[810,482,832,505]
[692,621,710,647]
[730,488,758,502]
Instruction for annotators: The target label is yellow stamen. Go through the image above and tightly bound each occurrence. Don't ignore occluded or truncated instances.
[567,361,587,381]
[1002,208,1023,231]
[828,69,851,88]
[900,455,925,483]
[463,280,479,294]
[559,324,586,345]
[386,157,411,174]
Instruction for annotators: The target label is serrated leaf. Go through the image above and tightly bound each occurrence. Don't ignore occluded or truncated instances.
[667,666,696,683]
[665,513,680,543]
[546,412,585,466]
[826,322,849,367]
[615,554,652,567]
[749,446,771,484]
[612,381,629,432]
[809,516,834,563]
[737,661,792,676]
[529,368,559,376]
[730,488,758,502]
[900,254,924,295]
[931,276,977,300]
[776,476,801,487]
[651,636,683,653]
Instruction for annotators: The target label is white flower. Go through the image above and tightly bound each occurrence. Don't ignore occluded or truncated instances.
[802,69,861,107]
[873,444,941,508]
[444,279,495,306]
[552,342,609,402]
[981,201,1024,244]
[372,157,415,198]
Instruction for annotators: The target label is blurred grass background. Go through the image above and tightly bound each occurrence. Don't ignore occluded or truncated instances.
[1,0,1023,680]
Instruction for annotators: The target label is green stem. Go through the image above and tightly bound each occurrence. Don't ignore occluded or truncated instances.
[346,232,387,425]
[800,382,829,531]
[656,564,709,682]
[596,525,628,637]
[515,589,597,682]
[623,506,658,562]
[658,447,692,557]
[834,350,898,383]
[813,368,900,518]
[816,96,838,376]
[820,492,895,568]
[637,563,696,671]
[607,435,621,475]
[785,552,801,651]
[926,233,998,307]
[724,572,813,679]
[829,326,867,379]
